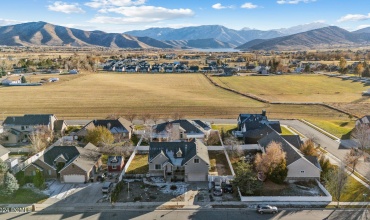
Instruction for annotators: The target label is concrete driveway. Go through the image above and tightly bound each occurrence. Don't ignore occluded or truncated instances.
[43,180,106,205]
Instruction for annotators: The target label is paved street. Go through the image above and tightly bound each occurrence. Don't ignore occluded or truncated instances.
[1,208,369,220]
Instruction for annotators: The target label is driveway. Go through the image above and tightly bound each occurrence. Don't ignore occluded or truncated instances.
[43,180,106,205]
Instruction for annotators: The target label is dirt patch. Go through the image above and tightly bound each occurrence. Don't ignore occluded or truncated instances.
[254,180,325,197]
[118,179,186,203]
[208,151,232,175]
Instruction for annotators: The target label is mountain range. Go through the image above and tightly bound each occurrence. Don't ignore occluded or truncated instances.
[236,26,370,51]
[0,21,369,50]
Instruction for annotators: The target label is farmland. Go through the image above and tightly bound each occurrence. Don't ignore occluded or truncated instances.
[211,74,370,103]
[0,73,351,120]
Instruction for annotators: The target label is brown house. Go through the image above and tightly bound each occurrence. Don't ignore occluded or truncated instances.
[23,144,101,183]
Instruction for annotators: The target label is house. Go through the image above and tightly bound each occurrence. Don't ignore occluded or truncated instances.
[356,115,370,127]
[0,144,10,161]
[77,117,133,141]
[148,140,210,182]
[54,120,68,136]
[1,76,22,85]
[151,120,208,141]
[107,156,125,172]
[22,144,101,183]
[2,114,58,145]
[235,110,282,144]
[257,131,321,182]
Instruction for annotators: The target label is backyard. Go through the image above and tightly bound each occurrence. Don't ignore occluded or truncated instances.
[208,151,232,175]
[126,154,149,174]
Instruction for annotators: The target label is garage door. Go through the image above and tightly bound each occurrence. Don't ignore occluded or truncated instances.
[63,175,85,183]
[187,173,207,182]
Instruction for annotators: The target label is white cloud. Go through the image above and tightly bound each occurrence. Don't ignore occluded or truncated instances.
[0,18,23,26]
[241,2,258,9]
[48,1,85,14]
[356,24,370,30]
[89,6,193,24]
[85,0,146,8]
[277,0,316,4]
[337,13,370,22]
[212,3,234,10]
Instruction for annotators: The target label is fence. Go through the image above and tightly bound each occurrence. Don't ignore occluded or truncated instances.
[118,136,143,182]
[10,138,63,174]
[238,180,332,202]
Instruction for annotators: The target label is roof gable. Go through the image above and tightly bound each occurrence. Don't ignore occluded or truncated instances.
[42,146,80,167]
[153,120,202,134]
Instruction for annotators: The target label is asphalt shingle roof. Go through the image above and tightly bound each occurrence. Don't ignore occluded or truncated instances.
[3,114,55,126]
[153,120,202,134]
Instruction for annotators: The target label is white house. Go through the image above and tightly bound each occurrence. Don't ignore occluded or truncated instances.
[1,76,22,85]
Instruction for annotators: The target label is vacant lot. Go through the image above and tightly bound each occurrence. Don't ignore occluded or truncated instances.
[307,119,355,139]
[212,74,370,103]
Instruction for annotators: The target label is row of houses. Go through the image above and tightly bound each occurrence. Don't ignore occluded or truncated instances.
[5,111,363,183]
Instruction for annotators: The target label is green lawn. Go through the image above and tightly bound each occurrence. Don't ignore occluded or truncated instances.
[211,124,237,134]
[208,151,232,175]
[307,119,355,139]
[332,176,370,202]
[0,188,48,204]
[280,126,294,135]
[126,154,149,174]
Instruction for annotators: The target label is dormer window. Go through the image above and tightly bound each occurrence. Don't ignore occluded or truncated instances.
[176,148,183,158]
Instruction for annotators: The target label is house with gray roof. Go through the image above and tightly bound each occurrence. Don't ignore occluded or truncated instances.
[151,119,209,141]
[356,115,370,126]
[257,131,321,182]
[148,140,210,182]
[77,117,133,141]
[2,114,57,145]
[22,144,101,183]
[234,110,282,144]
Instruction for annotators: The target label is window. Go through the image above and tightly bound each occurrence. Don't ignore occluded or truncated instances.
[155,164,161,170]
[112,165,117,169]
[300,170,305,173]
[48,170,51,175]
[32,171,36,176]
[21,126,25,130]
[194,159,199,164]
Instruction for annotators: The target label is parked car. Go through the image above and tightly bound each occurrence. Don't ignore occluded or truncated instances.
[102,181,113,193]
[97,173,106,182]
[213,188,223,196]
[257,205,278,214]
[223,184,233,193]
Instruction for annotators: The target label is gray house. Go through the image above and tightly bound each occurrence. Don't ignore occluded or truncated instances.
[257,131,321,182]
[148,140,210,182]
[151,120,209,141]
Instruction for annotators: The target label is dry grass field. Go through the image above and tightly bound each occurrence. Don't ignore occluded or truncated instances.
[0,73,350,120]
[211,74,370,103]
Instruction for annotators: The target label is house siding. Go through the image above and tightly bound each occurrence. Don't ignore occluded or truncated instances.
[23,165,42,176]
[0,153,9,161]
[34,160,57,178]
[184,155,209,182]
[60,163,88,182]
[287,158,320,181]
[149,154,168,176]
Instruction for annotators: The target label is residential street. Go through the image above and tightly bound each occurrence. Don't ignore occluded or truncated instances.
[1,208,369,220]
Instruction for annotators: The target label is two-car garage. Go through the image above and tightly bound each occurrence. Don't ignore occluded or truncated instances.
[63,174,86,183]
[186,173,207,182]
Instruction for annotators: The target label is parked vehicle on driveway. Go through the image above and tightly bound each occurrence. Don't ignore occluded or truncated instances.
[223,184,233,193]
[257,205,278,214]
[97,173,106,182]
[102,181,113,193]
[213,188,223,196]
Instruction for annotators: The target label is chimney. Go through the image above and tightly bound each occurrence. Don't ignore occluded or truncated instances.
[262,110,266,116]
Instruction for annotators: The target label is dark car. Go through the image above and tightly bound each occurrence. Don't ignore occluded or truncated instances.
[257,205,278,214]
[223,184,233,193]
[213,188,223,196]
[102,181,113,193]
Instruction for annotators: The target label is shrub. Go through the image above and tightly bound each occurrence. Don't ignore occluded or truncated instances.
[33,170,45,189]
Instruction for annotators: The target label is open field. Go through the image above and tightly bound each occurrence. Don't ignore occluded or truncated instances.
[0,73,353,120]
[211,74,370,103]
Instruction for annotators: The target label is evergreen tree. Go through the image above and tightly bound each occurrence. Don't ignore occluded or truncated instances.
[33,170,45,189]
[233,162,262,195]
[21,76,27,83]
[0,172,19,196]
[268,160,288,184]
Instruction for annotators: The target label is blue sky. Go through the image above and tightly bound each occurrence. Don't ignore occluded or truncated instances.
[0,0,369,32]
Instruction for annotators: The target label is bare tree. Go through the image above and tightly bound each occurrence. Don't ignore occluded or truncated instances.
[300,139,319,157]
[29,131,47,154]
[140,113,151,125]
[106,113,120,120]
[344,148,360,173]
[324,163,348,208]
[125,112,137,124]
[352,124,370,155]
[172,112,185,120]
[151,114,161,125]
[224,135,243,158]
